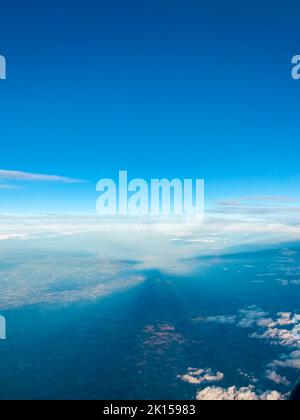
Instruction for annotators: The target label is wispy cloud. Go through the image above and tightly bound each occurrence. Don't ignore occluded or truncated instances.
[0,183,20,190]
[218,196,298,207]
[266,370,290,386]
[0,169,85,184]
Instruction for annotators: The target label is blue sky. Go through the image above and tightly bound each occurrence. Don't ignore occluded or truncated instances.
[0,0,300,213]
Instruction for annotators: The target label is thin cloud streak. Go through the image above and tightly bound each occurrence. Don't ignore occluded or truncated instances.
[0,183,20,190]
[0,169,85,184]
[218,196,298,207]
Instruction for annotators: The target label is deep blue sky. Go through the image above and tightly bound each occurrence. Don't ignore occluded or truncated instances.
[0,0,300,213]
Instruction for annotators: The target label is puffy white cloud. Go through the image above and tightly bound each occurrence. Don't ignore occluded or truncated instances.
[250,313,300,348]
[196,385,284,401]
[178,368,224,385]
[178,362,286,400]
[198,307,300,350]
[196,306,300,392]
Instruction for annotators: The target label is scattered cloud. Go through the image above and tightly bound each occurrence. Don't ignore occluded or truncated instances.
[197,307,300,350]
[178,368,224,385]
[266,370,290,386]
[196,306,300,392]
[270,351,300,370]
[250,313,300,348]
[196,385,284,400]
[237,307,269,328]
[238,370,258,384]
[277,278,300,286]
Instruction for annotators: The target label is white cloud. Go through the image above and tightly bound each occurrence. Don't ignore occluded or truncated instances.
[196,386,284,401]
[0,183,20,190]
[250,313,300,348]
[238,307,269,328]
[238,370,258,384]
[196,307,300,383]
[178,368,224,385]
[0,233,29,241]
[178,363,285,401]
[1,188,300,273]
[0,169,84,184]
[198,308,300,351]
[266,370,290,386]
[270,351,300,370]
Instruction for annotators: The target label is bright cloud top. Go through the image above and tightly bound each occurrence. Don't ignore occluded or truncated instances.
[178,365,285,400]
[178,368,224,385]
[196,386,283,401]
